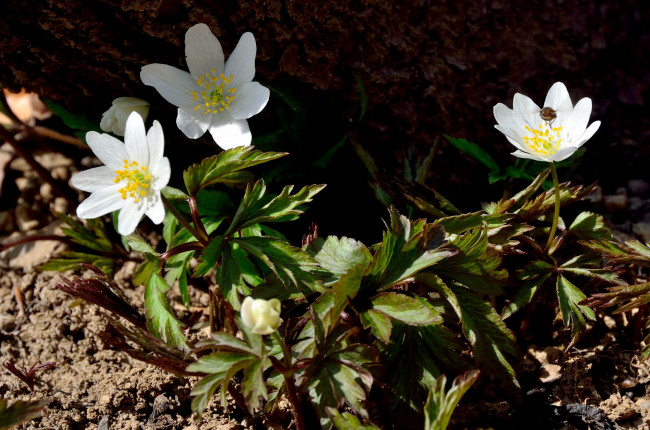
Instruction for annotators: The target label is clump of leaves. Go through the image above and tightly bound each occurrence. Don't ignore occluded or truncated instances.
[0,398,49,430]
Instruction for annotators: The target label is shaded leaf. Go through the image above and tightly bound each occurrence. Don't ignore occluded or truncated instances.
[143,268,189,351]
[556,275,596,341]
[424,370,480,430]
[0,398,49,430]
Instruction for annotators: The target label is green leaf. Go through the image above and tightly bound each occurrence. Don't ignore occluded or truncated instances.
[194,236,226,278]
[216,241,249,307]
[0,398,49,430]
[313,236,373,280]
[581,282,650,314]
[54,212,114,252]
[444,135,500,173]
[226,180,325,234]
[45,100,100,139]
[434,212,510,235]
[188,351,256,417]
[127,234,158,257]
[161,186,189,201]
[445,285,519,391]
[326,264,365,334]
[569,211,611,240]
[556,275,596,341]
[424,370,480,430]
[365,208,454,292]
[183,146,286,196]
[329,408,381,430]
[143,269,189,351]
[370,292,441,326]
[233,236,325,295]
[359,308,393,343]
[38,252,114,276]
[502,273,552,319]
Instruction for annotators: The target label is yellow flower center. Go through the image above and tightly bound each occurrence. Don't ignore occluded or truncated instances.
[522,123,562,157]
[114,159,151,203]
[190,69,237,115]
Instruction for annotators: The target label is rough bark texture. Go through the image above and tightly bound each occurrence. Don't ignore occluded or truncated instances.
[1,0,649,197]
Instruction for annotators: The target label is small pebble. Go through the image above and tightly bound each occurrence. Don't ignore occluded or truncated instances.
[40,182,54,203]
[0,210,15,232]
[628,196,644,211]
[628,179,650,195]
[15,203,39,231]
[52,197,68,214]
[51,166,70,181]
[604,194,627,212]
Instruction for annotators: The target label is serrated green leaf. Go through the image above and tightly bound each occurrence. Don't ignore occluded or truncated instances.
[241,359,268,413]
[226,180,325,234]
[556,275,597,340]
[424,370,480,430]
[569,211,611,240]
[365,208,454,292]
[0,398,49,430]
[38,252,115,276]
[314,236,372,280]
[446,285,519,391]
[188,351,255,417]
[183,146,286,196]
[54,212,113,253]
[144,270,189,351]
[233,236,325,295]
[581,282,650,314]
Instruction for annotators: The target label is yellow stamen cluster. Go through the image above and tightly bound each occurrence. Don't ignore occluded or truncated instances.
[114,159,151,202]
[522,124,562,156]
[190,69,237,115]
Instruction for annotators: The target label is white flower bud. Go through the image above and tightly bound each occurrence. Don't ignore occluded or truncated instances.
[100,97,150,136]
[240,297,282,335]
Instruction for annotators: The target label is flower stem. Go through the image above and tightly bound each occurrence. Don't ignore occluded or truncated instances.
[271,331,305,430]
[161,195,208,246]
[545,162,561,252]
[188,196,209,243]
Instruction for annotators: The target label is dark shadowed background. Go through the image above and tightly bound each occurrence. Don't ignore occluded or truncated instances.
[1,0,648,242]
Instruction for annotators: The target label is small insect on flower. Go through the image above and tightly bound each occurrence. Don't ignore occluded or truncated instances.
[539,106,557,124]
[493,82,601,163]
[70,112,170,236]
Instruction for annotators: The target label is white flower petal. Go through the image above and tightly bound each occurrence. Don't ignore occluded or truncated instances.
[549,147,580,162]
[513,93,541,116]
[70,166,117,192]
[117,201,146,236]
[228,82,270,119]
[76,186,125,219]
[146,120,165,172]
[185,23,224,80]
[544,82,573,113]
[225,32,256,88]
[563,97,592,143]
[145,194,165,224]
[494,105,527,139]
[575,121,601,148]
[141,64,196,110]
[208,115,251,149]
[176,107,211,139]
[510,149,547,162]
[241,297,255,329]
[86,131,128,171]
[124,112,149,166]
[153,157,171,190]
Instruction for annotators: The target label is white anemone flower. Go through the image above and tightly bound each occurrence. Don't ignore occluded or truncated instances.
[240,296,282,335]
[140,23,270,150]
[100,97,150,136]
[493,82,600,162]
[71,112,170,236]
